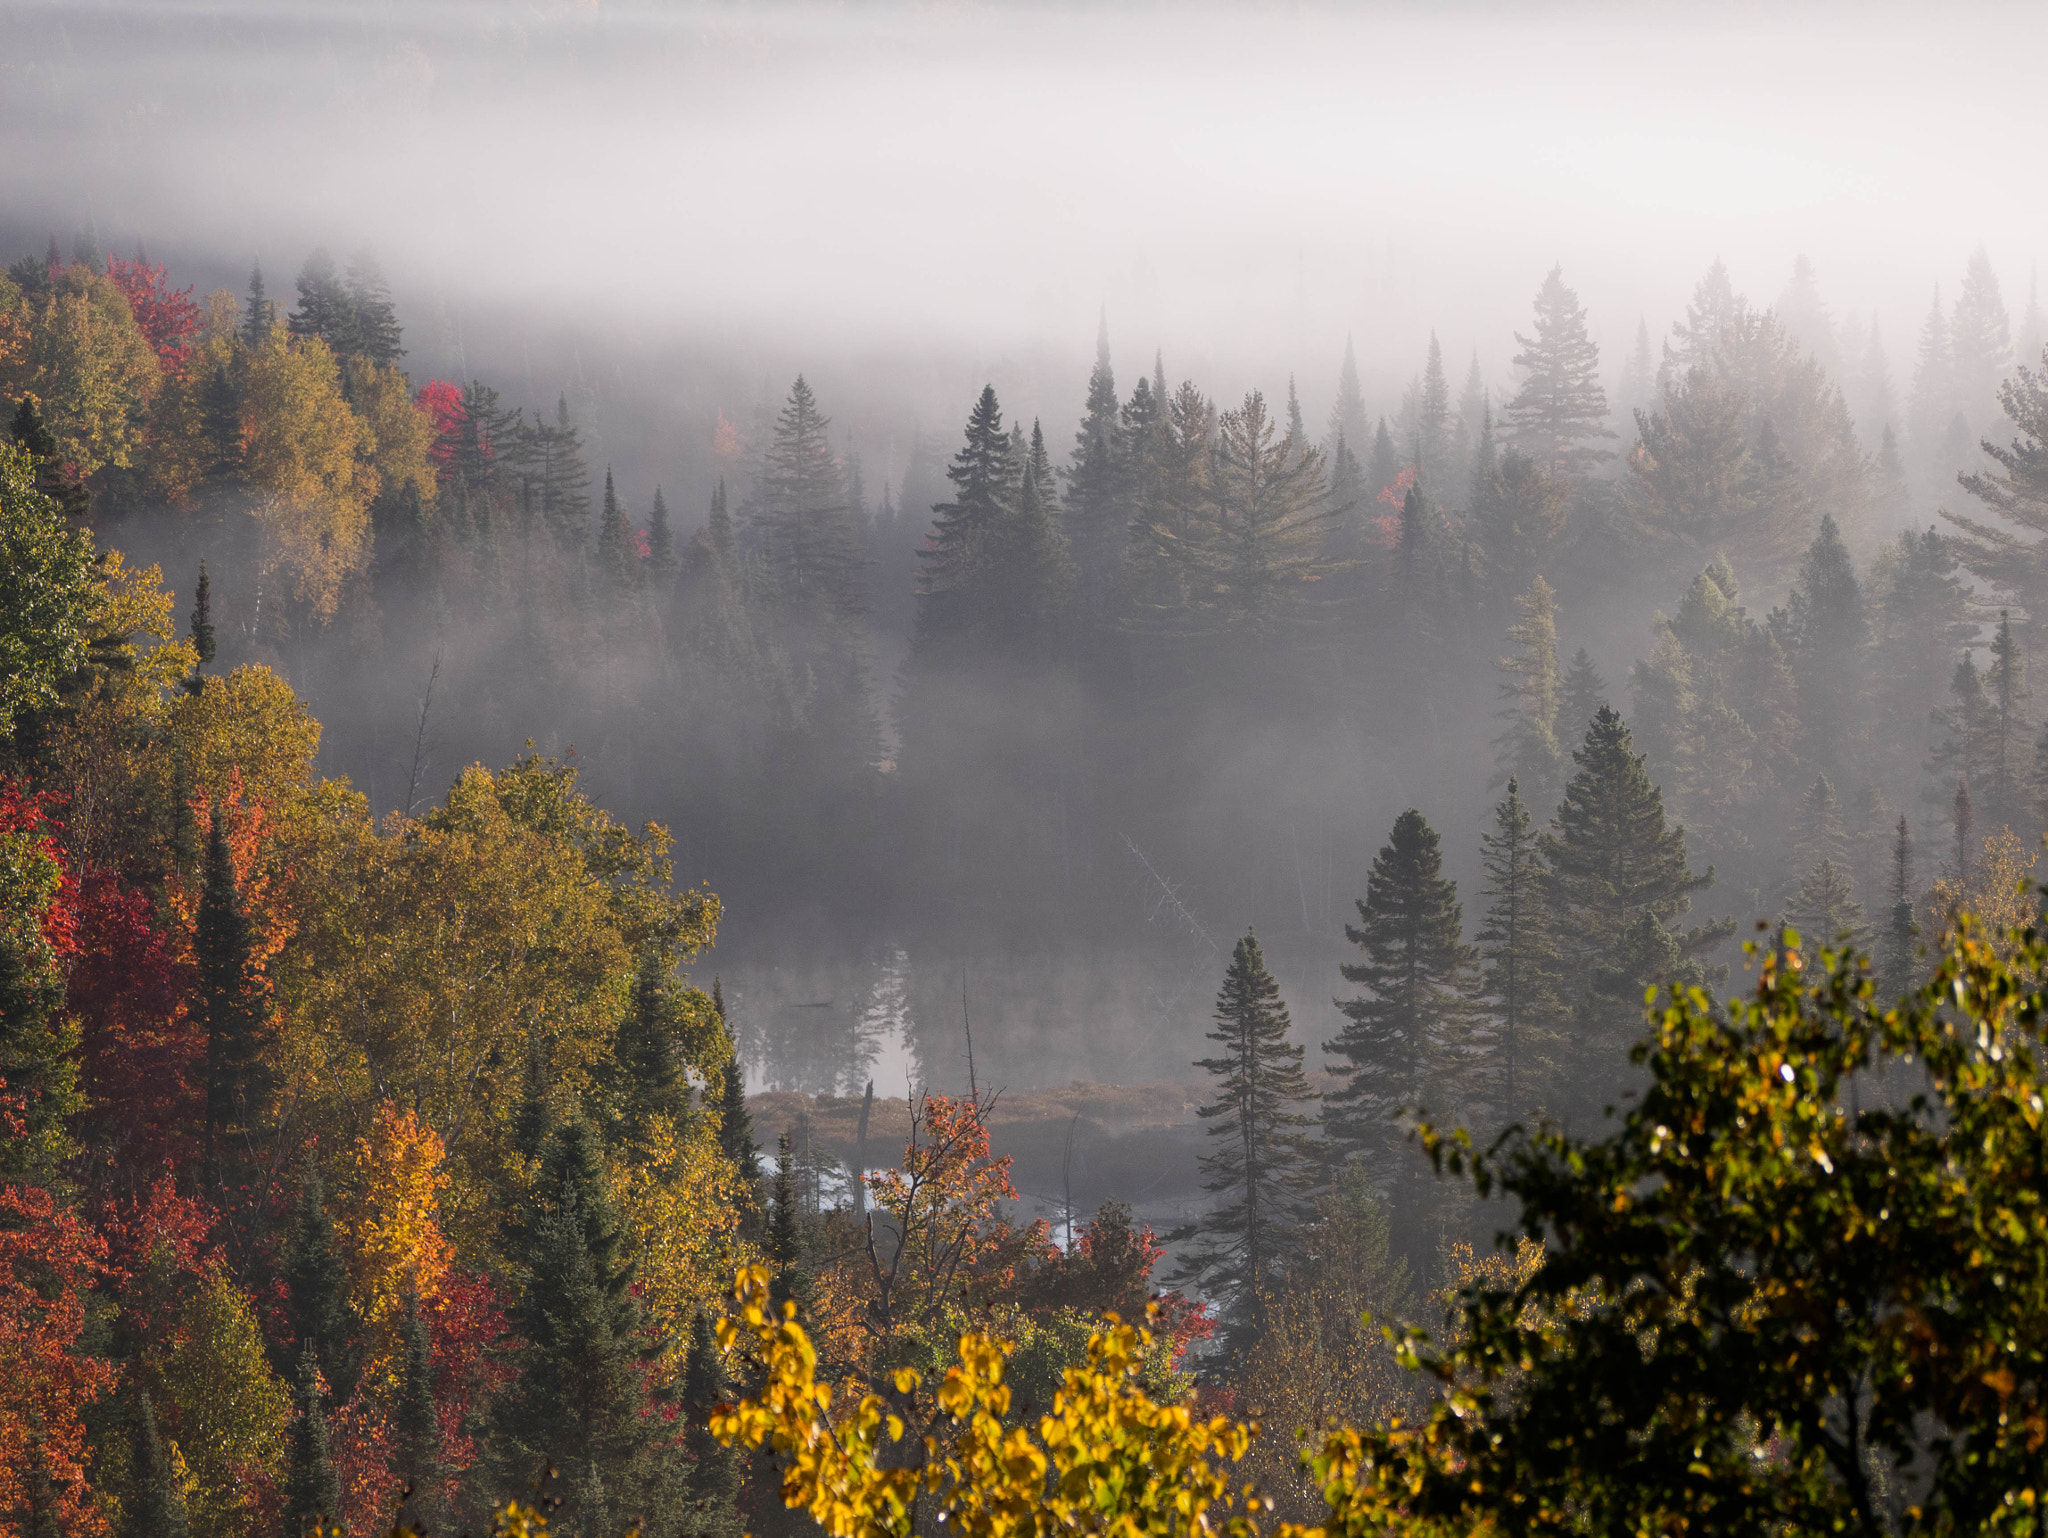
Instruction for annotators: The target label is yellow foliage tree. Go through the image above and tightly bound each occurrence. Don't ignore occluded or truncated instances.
[0,264,160,475]
[346,357,438,512]
[242,332,375,625]
[334,1101,455,1385]
[1926,825,2039,964]
[144,291,243,507]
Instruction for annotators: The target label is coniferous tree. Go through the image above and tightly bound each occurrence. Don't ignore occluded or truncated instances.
[184,562,215,695]
[984,422,1077,658]
[1617,316,1657,428]
[1475,450,1569,601]
[1790,860,1866,946]
[608,947,689,1148]
[1170,931,1317,1355]
[1326,336,1369,470]
[392,1294,448,1532]
[767,1131,814,1320]
[1951,778,1974,887]
[282,1342,341,1538]
[121,1393,189,1538]
[1505,265,1615,478]
[1985,610,2031,832]
[1543,707,1729,1105]
[198,803,271,1184]
[1880,815,1918,999]
[1365,417,1399,503]
[1950,245,2011,432]
[282,1164,361,1406]
[1477,779,1560,1119]
[1413,333,1453,489]
[344,249,404,366]
[1492,576,1564,803]
[1928,652,1995,794]
[711,980,760,1192]
[1559,648,1608,745]
[1779,514,1869,781]
[678,1311,742,1538]
[1950,355,2048,638]
[752,375,862,629]
[513,1035,553,1168]
[244,260,274,348]
[1790,773,1848,880]
[1326,811,1479,1230]
[595,468,635,593]
[1284,374,1311,466]
[647,486,677,585]
[288,248,356,355]
[491,1115,659,1531]
[912,384,1016,650]
[1909,287,1954,486]
[1062,317,1125,633]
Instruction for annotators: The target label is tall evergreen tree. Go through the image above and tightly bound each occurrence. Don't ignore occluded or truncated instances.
[121,1393,189,1538]
[1951,350,2048,640]
[1779,514,1869,781]
[392,1294,448,1532]
[1790,860,1865,947]
[984,422,1077,658]
[1789,774,1848,880]
[1477,779,1560,1120]
[1910,286,1955,482]
[1984,610,2031,832]
[1326,335,1369,470]
[751,375,863,629]
[1326,811,1479,1208]
[1491,577,1564,804]
[607,946,689,1148]
[1880,815,1918,999]
[595,468,635,593]
[344,248,404,366]
[288,248,356,355]
[1170,931,1317,1355]
[912,384,1017,649]
[1559,648,1608,746]
[1505,265,1615,478]
[1365,416,1398,501]
[1415,332,1453,489]
[282,1164,361,1406]
[184,562,215,695]
[1950,245,2012,431]
[282,1343,341,1538]
[198,803,271,1184]
[491,1115,659,1531]
[767,1131,814,1320]
[1062,316,1126,633]
[646,486,677,585]
[711,980,760,1190]
[1927,651,1994,795]
[678,1311,742,1538]
[1543,707,1728,1104]
[1951,778,1975,888]
[244,260,274,348]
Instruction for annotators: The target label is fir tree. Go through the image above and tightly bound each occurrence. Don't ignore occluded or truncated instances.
[1492,576,1564,803]
[752,375,863,627]
[282,1342,341,1538]
[1780,514,1869,780]
[608,946,689,1148]
[912,384,1016,649]
[1880,815,1918,999]
[1365,416,1398,501]
[184,561,215,695]
[1543,707,1728,1099]
[1560,647,1608,746]
[1326,335,1369,469]
[647,487,677,584]
[1927,652,1994,793]
[491,1116,658,1530]
[1477,779,1560,1119]
[1950,244,2012,428]
[595,467,635,592]
[678,1311,742,1538]
[1505,265,1615,478]
[1951,778,1974,887]
[243,260,273,349]
[1910,287,1954,477]
[1790,860,1866,947]
[767,1131,814,1320]
[1327,812,1479,1195]
[1981,611,2032,833]
[392,1294,448,1533]
[198,803,271,1183]
[282,1164,361,1406]
[288,248,356,355]
[984,421,1077,657]
[1062,316,1126,632]
[1790,773,1848,880]
[1617,316,1657,429]
[1415,332,1453,489]
[122,1393,189,1538]
[711,980,760,1190]
[1170,931,1317,1354]
[344,248,404,366]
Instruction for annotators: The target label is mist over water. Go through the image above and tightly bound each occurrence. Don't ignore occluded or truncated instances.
[8,0,2047,1097]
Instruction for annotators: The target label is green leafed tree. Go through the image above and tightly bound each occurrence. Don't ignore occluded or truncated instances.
[0,440,102,740]
[1170,930,1318,1356]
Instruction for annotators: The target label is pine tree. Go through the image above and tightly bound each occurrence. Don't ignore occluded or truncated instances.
[1780,514,1869,780]
[1985,610,2031,832]
[1062,316,1126,631]
[1559,648,1608,747]
[344,248,404,366]
[392,1294,448,1532]
[491,1116,658,1529]
[1880,815,1918,999]
[1790,774,1848,880]
[243,261,273,349]
[595,467,635,592]
[1790,860,1866,947]
[1927,652,1995,794]
[282,1164,361,1406]
[1170,931,1317,1355]
[678,1311,742,1538]
[1492,576,1564,803]
[1505,265,1615,478]
[608,947,689,1148]
[1950,245,2012,430]
[1951,349,2048,635]
[198,803,271,1184]
[183,562,215,695]
[1543,708,1728,1099]
[282,1342,341,1538]
[1327,811,1479,1169]
[1477,780,1560,1120]
[122,1393,189,1538]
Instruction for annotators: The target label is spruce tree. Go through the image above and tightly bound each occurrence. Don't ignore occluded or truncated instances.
[1543,708,1728,1099]
[282,1164,360,1406]
[1927,652,1994,792]
[1415,332,1453,489]
[1949,244,2012,427]
[198,803,271,1185]
[184,561,215,695]
[984,421,1077,658]
[288,248,356,355]
[647,487,677,585]
[1504,264,1615,478]
[1365,417,1398,502]
[1327,812,1479,1213]
[1170,931,1317,1355]
[912,384,1016,650]
[1790,774,1848,880]
[595,468,635,593]
[1492,576,1564,804]
[767,1131,813,1320]
[1985,611,2030,832]
[1559,648,1608,747]
[1062,317,1126,633]
[1781,514,1869,780]
[752,375,863,628]
[609,946,688,1147]
[491,1115,659,1531]
[282,1342,341,1538]
[344,248,404,366]
[392,1294,448,1532]
[1477,780,1560,1120]
[1326,335,1369,469]
[244,260,273,348]
[122,1393,189,1538]
[678,1311,743,1538]
[1790,860,1866,947]
[711,980,760,1189]
[1880,815,1918,999]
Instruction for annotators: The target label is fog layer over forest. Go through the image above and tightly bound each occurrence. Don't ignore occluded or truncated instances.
[7,0,2047,1112]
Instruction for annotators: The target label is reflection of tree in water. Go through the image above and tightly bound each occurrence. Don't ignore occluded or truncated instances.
[730,945,905,1095]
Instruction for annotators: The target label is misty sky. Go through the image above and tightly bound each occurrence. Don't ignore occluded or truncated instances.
[7,0,2045,406]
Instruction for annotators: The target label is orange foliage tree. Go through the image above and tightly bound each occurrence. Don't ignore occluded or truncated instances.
[334,1101,454,1384]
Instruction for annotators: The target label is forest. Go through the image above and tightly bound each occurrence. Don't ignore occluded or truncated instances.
[2,210,2048,1538]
